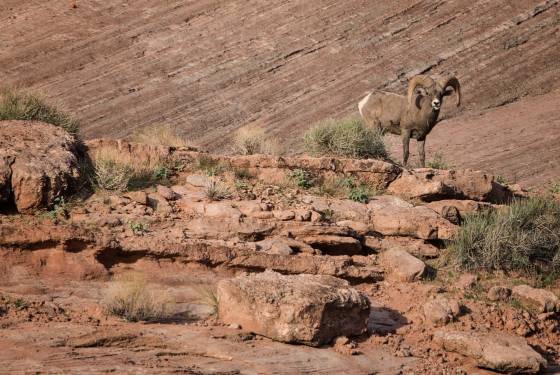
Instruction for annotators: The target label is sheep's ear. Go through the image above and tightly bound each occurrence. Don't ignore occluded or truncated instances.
[415,94,423,109]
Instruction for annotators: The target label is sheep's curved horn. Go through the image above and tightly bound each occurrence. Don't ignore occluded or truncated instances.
[440,76,461,107]
[407,75,435,107]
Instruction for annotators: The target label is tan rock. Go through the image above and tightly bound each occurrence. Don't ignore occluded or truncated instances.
[0,121,80,212]
[435,330,546,374]
[217,270,370,346]
[363,236,439,258]
[423,296,461,326]
[379,248,425,282]
[186,174,210,187]
[512,285,558,313]
[156,185,177,200]
[123,191,148,205]
[147,193,173,214]
[273,210,296,221]
[388,169,498,202]
[487,286,512,301]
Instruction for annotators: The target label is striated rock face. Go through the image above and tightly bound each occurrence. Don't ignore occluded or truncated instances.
[0,121,80,212]
[217,270,370,346]
[435,330,546,374]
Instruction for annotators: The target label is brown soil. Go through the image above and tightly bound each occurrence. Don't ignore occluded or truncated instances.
[1,1,559,187]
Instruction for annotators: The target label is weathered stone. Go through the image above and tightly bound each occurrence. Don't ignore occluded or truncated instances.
[0,121,80,212]
[435,330,546,374]
[147,193,173,214]
[512,285,558,313]
[273,210,296,221]
[368,196,457,240]
[423,296,461,326]
[363,236,439,258]
[217,270,370,346]
[455,274,478,290]
[426,199,494,218]
[186,174,211,187]
[123,191,148,205]
[156,185,178,201]
[388,169,498,202]
[379,248,425,282]
[300,235,362,256]
[487,286,512,301]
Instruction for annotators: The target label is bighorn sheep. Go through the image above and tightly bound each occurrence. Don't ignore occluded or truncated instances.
[358,75,461,167]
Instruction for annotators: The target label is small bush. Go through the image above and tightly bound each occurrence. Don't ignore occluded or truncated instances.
[195,156,223,176]
[45,197,69,221]
[205,180,231,201]
[303,117,388,159]
[233,167,254,180]
[194,286,220,316]
[0,87,79,134]
[348,185,372,203]
[231,125,276,155]
[550,181,560,194]
[426,152,453,170]
[447,197,560,279]
[288,169,314,189]
[129,221,149,235]
[103,272,174,322]
[132,124,189,148]
[90,147,179,191]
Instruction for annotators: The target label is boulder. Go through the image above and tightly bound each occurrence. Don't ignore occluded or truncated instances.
[487,286,512,301]
[379,248,425,282]
[156,185,178,201]
[217,270,370,346]
[434,330,546,374]
[512,285,558,313]
[387,169,500,202]
[0,121,80,212]
[423,296,461,326]
[368,196,457,240]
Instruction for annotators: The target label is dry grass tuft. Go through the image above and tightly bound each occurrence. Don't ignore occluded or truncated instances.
[132,124,190,148]
[231,124,276,155]
[0,87,79,134]
[303,116,388,159]
[103,272,174,322]
[205,180,231,201]
[89,146,181,191]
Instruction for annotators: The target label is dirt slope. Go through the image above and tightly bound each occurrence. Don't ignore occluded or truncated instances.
[1,0,559,185]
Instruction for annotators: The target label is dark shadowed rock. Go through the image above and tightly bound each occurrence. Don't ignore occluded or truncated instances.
[217,270,370,346]
[0,121,80,212]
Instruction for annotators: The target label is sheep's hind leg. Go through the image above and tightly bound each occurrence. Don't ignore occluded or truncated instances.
[402,130,411,167]
[418,139,426,167]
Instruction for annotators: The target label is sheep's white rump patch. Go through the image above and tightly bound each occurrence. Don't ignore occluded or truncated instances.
[358,92,372,116]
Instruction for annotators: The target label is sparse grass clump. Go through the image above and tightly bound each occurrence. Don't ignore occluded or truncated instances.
[550,181,560,194]
[426,152,453,170]
[103,272,174,322]
[348,185,373,203]
[132,124,189,148]
[195,155,224,176]
[303,117,388,159]
[231,125,276,155]
[447,197,560,279]
[205,180,231,201]
[0,87,79,134]
[288,168,314,189]
[90,147,180,191]
[194,286,220,316]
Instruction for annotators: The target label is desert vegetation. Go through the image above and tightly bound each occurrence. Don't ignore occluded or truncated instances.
[89,147,181,191]
[447,197,560,280]
[0,87,79,134]
[103,272,174,322]
[231,124,276,155]
[303,117,388,159]
[426,152,453,170]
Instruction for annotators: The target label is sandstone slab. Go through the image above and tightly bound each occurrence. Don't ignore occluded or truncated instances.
[435,330,546,374]
[512,285,558,313]
[217,270,370,346]
[379,248,425,282]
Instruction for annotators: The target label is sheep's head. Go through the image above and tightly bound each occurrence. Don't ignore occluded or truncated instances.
[407,75,461,112]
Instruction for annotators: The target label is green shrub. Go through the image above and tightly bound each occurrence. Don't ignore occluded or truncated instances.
[195,155,223,176]
[303,117,388,159]
[448,197,560,279]
[288,169,314,189]
[550,181,560,194]
[205,180,231,200]
[426,152,453,170]
[0,87,79,134]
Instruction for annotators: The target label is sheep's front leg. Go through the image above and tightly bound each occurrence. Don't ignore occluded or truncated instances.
[418,139,426,167]
[402,130,411,167]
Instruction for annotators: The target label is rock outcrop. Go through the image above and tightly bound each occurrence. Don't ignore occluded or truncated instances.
[216,270,370,346]
[0,121,80,212]
[435,330,546,374]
